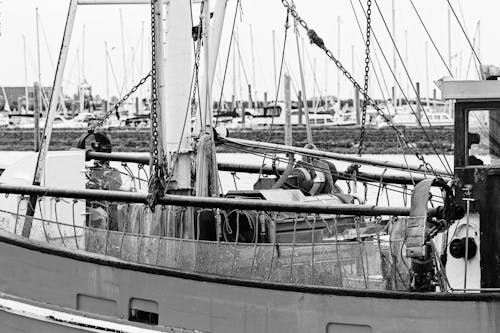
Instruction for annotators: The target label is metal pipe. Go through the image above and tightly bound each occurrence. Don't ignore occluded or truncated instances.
[85,151,435,184]
[0,184,425,217]
[221,137,450,177]
[77,0,151,4]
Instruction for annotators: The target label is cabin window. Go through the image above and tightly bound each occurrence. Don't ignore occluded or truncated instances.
[317,119,325,124]
[129,298,159,325]
[467,109,500,166]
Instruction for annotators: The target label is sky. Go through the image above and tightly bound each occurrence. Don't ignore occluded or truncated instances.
[0,0,499,102]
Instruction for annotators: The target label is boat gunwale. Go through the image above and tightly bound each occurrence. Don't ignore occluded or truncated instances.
[1,230,499,302]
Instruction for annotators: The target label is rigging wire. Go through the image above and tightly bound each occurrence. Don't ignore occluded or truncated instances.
[349,0,390,104]
[279,0,442,178]
[371,0,454,175]
[407,0,488,137]
[215,0,241,126]
[445,0,483,75]
[258,10,291,177]
[407,0,453,77]
[455,1,481,78]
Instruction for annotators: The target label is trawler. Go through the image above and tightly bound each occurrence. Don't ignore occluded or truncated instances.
[0,0,499,332]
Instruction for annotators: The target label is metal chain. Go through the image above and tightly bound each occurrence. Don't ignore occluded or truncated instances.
[150,0,161,174]
[147,0,166,205]
[358,0,372,156]
[88,72,151,133]
[279,0,436,176]
[191,24,203,127]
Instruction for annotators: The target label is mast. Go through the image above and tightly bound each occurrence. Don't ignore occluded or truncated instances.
[159,0,191,158]
[272,29,277,95]
[295,16,312,143]
[140,20,144,111]
[392,0,397,106]
[23,0,78,237]
[448,7,452,72]
[82,24,86,81]
[35,7,42,148]
[425,41,430,108]
[249,24,257,106]
[105,41,110,112]
[477,20,481,79]
[232,32,236,113]
[119,8,127,93]
[337,16,340,104]
[198,0,229,128]
[202,0,211,127]
[23,35,29,114]
[405,29,409,98]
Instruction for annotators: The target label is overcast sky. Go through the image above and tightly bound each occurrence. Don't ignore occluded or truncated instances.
[0,0,498,102]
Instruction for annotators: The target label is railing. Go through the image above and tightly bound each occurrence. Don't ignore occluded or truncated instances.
[0,196,411,291]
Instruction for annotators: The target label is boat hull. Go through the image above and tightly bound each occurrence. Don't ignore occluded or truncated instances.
[0,232,499,333]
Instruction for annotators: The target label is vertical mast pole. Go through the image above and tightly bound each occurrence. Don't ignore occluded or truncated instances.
[23,0,78,237]
[250,24,257,106]
[405,29,409,98]
[161,0,191,155]
[202,0,211,127]
[23,35,29,115]
[448,7,452,72]
[392,0,397,106]
[82,24,86,81]
[337,16,340,104]
[295,18,312,144]
[119,9,127,93]
[140,20,144,111]
[105,41,110,111]
[477,20,481,79]
[198,0,228,129]
[35,7,42,150]
[284,74,292,146]
[425,41,430,109]
[272,29,277,95]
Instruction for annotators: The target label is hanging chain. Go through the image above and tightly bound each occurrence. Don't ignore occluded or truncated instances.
[88,72,151,133]
[191,16,204,127]
[358,0,372,156]
[279,0,436,176]
[147,0,166,204]
[150,0,161,173]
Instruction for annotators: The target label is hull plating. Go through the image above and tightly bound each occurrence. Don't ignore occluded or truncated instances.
[0,232,499,332]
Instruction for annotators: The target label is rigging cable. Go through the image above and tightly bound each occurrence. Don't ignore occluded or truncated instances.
[349,0,390,104]
[445,0,483,75]
[215,0,241,126]
[258,10,290,178]
[407,0,453,77]
[372,0,454,175]
[278,0,445,177]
